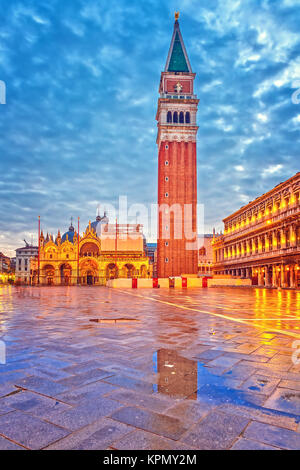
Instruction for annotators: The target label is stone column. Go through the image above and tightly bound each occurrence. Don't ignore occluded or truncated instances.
[273,230,277,250]
[265,266,271,287]
[258,267,264,286]
[280,265,285,288]
[272,266,278,287]
[290,224,297,248]
[265,233,270,252]
[281,229,286,249]
[290,266,296,288]
[258,236,263,253]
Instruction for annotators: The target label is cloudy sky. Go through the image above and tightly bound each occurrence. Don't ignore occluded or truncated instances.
[0,0,299,256]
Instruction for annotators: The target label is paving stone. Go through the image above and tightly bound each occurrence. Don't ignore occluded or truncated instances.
[0,390,71,420]
[57,369,113,389]
[113,429,195,450]
[0,384,17,398]
[106,388,173,413]
[0,372,27,385]
[239,374,280,395]
[206,356,242,370]
[231,437,280,450]
[72,422,135,450]
[102,375,154,394]
[31,357,72,369]
[57,380,117,405]
[264,387,300,415]
[30,367,74,381]
[110,406,188,440]
[181,411,249,450]
[0,361,33,373]
[219,403,299,431]
[15,375,69,397]
[165,399,214,424]
[0,435,24,450]
[47,397,123,431]
[63,361,107,374]
[279,380,300,391]
[221,351,269,363]
[244,421,300,450]
[0,410,69,449]
[193,350,224,361]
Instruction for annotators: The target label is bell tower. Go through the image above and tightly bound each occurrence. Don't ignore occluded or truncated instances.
[156,13,199,278]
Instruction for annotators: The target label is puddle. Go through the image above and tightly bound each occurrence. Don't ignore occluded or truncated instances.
[152,348,300,423]
[283,392,300,403]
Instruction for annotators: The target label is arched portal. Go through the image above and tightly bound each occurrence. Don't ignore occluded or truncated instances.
[106,263,119,280]
[60,263,72,285]
[42,264,55,285]
[80,259,99,285]
[124,263,135,278]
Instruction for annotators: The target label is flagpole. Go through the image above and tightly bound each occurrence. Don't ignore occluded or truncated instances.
[115,217,118,275]
[38,216,40,285]
[77,217,80,284]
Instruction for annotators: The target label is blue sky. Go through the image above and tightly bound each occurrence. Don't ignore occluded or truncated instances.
[0,0,299,255]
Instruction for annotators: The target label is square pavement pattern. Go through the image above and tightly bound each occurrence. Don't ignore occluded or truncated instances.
[0,285,300,450]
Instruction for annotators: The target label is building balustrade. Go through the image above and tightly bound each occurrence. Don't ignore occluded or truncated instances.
[224,203,299,241]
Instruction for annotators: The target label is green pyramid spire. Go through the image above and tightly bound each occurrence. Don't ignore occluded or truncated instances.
[165,19,192,73]
[168,32,189,72]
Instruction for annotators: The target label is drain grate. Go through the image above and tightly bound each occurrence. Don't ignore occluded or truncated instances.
[89,318,138,324]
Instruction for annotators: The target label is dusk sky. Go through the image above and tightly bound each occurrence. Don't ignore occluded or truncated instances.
[0,0,300,256]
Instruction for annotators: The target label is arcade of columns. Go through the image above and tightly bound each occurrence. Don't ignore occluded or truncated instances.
[213,172,300,288]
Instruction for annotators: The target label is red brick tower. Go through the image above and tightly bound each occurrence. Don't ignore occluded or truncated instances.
[157,14,199,278]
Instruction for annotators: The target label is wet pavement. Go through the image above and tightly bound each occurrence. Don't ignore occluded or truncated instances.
[0,285,300,450]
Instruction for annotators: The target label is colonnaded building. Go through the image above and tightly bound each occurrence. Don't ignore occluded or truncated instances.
[31,214,150,285]
[213,172,300,288]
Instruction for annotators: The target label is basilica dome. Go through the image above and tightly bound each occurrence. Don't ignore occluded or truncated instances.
[89,213,109,235]
[62,224,75,243]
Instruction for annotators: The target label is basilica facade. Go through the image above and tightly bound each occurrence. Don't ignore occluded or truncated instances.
[31,214,150,286]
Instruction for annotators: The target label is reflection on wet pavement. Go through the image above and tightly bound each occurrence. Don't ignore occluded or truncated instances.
[0,285,300,450]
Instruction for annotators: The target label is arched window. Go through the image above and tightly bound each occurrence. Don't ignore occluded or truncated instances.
[167,111,172,123]
[179,112,184,123]
[185,112,190,123]
[173,112,178,123]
